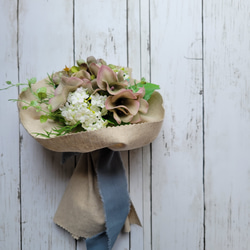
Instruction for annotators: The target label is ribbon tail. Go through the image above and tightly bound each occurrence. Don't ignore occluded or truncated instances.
[86,232,109,250]
[86,148,130,250]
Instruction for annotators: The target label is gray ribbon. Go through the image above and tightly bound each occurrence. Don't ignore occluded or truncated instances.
[62,148,130,249]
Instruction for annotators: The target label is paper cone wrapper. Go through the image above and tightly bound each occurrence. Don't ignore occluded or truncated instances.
[18,77,165,153]
[17,75,164,239]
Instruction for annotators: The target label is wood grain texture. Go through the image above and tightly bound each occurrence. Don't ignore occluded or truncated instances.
[150,0,204,249]
[74,1,129,249]
[140,1,152,249]
[74,0,127,66]
[127,0,144,249]
[0,1,20,250]
[2,0,250,249]
[204,1,250,249]
[18,0,75,249]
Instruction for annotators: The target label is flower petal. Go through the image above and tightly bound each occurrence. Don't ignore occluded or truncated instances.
[138,98,149,114]
[89,63,100,77]
[72,70,91,80]
[117,99,140,115]
[97,65,118,90]
[50,76,83,111]
[130,113,142,124]
[117,70,124,82]
[106,81,128,95]
[109,89,136,102]
[134,87,145,98]
[49,95,66,112]
[120,113,134,123]
[112,110,121,124]
[87,56,97,65]
[112,110,134,124]
[81,79,94,93]
[97,58,107,65]
[91,79,99,90]
[61,76,83,88]
[105,95,140,115]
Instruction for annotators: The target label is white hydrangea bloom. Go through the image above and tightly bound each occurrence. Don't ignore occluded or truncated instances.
[60,87,108,131]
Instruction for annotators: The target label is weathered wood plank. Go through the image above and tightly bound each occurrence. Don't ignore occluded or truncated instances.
[18,0,76,249]
[127,0,144,249]
[204,1,250,249]
[140,1,152,249]
[0,1,20,249]
[150,0,204,249]
[74,0,127,66]
[7,1,250,250]
[74,1,129,249]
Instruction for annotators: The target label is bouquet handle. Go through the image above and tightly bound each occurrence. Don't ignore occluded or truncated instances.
[54,149,141,249]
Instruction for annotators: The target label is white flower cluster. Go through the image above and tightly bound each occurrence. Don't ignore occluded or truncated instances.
[60,87,108,131]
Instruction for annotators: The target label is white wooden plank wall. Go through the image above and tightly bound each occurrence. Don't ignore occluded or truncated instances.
[1,1,250,249]
[204,1,250,249]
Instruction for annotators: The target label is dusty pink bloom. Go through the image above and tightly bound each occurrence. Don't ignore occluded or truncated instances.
[130,87,149,123]
[49,76,83,112]
[97,65,128,95]
[105,88,149,124]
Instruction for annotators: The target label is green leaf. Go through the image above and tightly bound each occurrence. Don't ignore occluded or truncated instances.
[40,115,48,123]
[70,66,79,73]
[16,83,27,86]
[139,82,160,101]
[21,87,29,92]
[48,104,52,111]
[129,84,140,93]
[29,77,36,84]
[6,81,12,85]
[28,77,36,88]
[0,85,12,91]
[8,98,19,102]
[33,130,51,138]
[30,100,38,107]
[108,64,115,69]
[22,106,28,110]
[47,73,57,88]
[36,87,47,99]
[130,81,160,101]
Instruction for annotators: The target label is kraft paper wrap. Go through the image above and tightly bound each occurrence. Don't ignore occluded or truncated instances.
[53,153,141,239]
[17,76,165,239]
[18,77,164,153]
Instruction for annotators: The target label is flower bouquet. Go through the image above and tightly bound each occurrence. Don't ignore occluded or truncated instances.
[2,56,164,250]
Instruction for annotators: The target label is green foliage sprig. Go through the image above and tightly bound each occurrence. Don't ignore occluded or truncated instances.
[33,121,82,138]
[128,77,160,101]
[1,76,83,136]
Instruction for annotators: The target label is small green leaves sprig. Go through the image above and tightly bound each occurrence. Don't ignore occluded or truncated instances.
[2,77,37,92]
[4,77,58,124]
[129,77,160,101]
[1,76,103,137]
[34,121,82,138]
[3,76,82,137]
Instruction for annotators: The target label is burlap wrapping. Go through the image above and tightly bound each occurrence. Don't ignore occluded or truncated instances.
[17,76,164,239]
[53,152,141,239]
[18,77,164,153]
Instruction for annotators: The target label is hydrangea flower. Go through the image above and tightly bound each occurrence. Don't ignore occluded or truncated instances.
[60,87,108,131]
